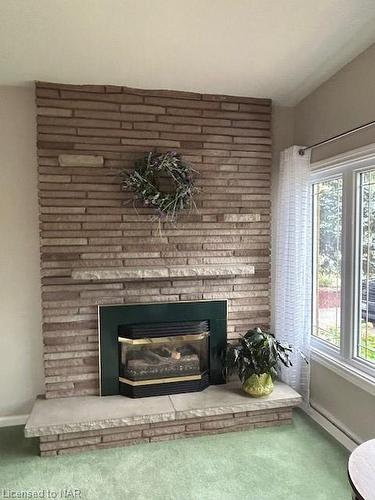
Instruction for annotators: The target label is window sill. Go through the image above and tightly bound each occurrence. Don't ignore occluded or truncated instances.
[311,348,375,397]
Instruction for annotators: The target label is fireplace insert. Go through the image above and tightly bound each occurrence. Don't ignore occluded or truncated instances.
[118,320,209,397]
[99,301,227,398]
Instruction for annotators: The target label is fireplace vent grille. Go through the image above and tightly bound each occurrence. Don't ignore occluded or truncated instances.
[118,320,209,339]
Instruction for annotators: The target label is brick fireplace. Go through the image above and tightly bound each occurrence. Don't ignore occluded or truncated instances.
[36,81,272,399]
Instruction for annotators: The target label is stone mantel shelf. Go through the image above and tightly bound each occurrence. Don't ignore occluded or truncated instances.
[72,264,255,281]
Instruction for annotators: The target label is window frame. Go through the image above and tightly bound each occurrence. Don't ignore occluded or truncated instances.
[311,146,375,382]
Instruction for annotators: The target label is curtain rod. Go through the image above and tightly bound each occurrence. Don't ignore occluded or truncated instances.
[298,119,375,156]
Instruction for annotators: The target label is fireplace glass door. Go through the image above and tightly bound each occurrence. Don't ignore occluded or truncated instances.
[119,333,208,383]
[118,320,209,395]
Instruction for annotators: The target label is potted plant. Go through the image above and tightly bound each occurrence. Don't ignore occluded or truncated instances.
[225,327,307,397]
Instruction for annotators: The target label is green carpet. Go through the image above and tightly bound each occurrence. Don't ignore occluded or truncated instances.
[0,411,350,500]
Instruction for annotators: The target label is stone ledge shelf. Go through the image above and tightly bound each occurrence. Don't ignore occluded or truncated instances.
[25,382,302,456]
[72,264,255,281]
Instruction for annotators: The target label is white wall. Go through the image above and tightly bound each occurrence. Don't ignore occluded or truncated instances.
[295,43,375,161]
[294,42,375,442]
[0,86,44,419]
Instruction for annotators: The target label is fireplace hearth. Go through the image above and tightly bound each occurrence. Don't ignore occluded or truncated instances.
[99,300,227,398]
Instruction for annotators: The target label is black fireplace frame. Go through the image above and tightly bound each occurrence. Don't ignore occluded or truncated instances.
[98,300,227,397]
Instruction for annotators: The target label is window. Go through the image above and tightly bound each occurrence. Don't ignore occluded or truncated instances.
[312,156,375,378]
[312,178,342,348]
[357,171,375,364]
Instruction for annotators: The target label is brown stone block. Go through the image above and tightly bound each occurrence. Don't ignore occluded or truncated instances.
[278,409,293,420]
[36,88,60,98]
[60,90,143,104]
[180,293,204,301]
[40,207,86,215]
[123,118,158,128]
[145,97,219,110]
[40,435,58,443]
[44,359,84,370]
[239,103,271,113]
[45,382,75,390]
[41,223,81,231]
[38,126,77,135]
[188,420,225,433]
[38,141,74,150]
[143,425,185,437]
[133,122,173,132]
[58,430,101,440]
[202,94,267,104]
[41,198,121,207]
[40,436,101,452]
[221,102,239,111]
[232,120,270,129]
[233,412,247,418]
[37,98,119,111]
[124,295,179,303]
[42,181,118,192]
[165,107,202,117]
[254,420,289,429]
[202,109,269,120]
[99,423,150,435]
[120,104,165,114]
[185,423,201,432]
[184,425,254,438]
[73,109,122,120]
[137,88,200,99]
[230,151,271,159]
[40,450,58,457]
[38,116,122,129]
[41,238,87,246]
[240,413,278,424]
[45,372,99,384]
[77,128,158,139]
[202,126,270,138]
[40,192,87,201]
[58,154,103,167]
[121,138,180,147]
[38,158,59,166]
[105,85,123,93]
[160,115,230,126]
[38,107,73,117]
[174,124,202,133]
[102,430,143,442]
[177,414,234,425]
[36,82,105,92]
[74,379,99,391]
[46,387,98,399]
[150,433,185,443]
[43,244,120,254]
[96,438,151,451]
[159,131,203,142]
[39,174,72,183]
[205,135,233,143]
[45,363,97,376]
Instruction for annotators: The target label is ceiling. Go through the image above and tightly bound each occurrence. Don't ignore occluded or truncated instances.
[1,0,375,105]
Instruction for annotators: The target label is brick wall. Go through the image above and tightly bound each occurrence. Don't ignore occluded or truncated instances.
[36,82,272,398]
[39,408,292,456]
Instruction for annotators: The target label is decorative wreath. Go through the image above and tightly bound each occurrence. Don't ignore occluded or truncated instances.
[121,151,198,220]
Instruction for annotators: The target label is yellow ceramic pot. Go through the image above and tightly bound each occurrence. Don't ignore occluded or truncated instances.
[242,373,273,397]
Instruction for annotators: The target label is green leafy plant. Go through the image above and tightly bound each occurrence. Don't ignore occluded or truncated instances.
[121,151,198,221]
[226,327,307,383]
